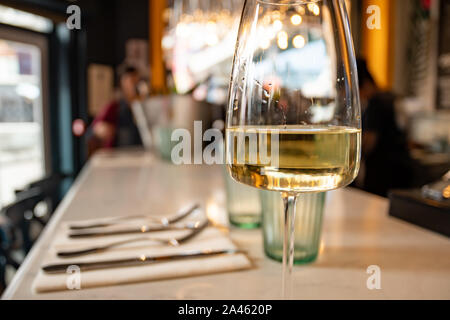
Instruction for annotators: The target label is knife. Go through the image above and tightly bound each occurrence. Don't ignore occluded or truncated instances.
[42,249,244,274]
[68,221,200,239]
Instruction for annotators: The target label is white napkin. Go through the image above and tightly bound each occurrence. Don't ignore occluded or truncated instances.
[33,221,252,293]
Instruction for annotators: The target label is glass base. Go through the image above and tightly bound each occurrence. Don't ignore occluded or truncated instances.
[230,214,261,229]
[264,247,319,265]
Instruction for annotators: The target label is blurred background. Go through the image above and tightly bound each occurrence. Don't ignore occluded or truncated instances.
[0,0,449,292]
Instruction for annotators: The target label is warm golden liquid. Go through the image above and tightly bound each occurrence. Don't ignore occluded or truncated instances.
[226,126,361,193]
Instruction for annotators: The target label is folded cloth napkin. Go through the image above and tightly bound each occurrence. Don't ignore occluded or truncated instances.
[33,221,252,293]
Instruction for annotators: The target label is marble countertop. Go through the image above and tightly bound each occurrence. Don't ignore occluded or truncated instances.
[2,150,450,300]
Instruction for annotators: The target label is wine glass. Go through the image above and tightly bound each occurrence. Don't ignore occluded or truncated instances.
[225,0,361,298]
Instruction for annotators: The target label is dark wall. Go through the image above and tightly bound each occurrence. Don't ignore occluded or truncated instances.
[114,0,149,66]
[0,0,149,69]
[82,1,116,66]
[83,0,149,70]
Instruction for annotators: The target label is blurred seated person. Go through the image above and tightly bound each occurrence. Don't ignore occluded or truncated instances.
[357,59,414,197]
[88,66,143,155]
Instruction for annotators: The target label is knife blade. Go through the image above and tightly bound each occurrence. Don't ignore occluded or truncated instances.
[42,249,244,274]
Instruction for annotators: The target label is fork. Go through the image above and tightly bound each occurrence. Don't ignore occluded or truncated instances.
[69,203,199,230]
[57,219,209,258]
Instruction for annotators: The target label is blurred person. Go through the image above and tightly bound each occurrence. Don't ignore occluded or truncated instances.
[357,59,415,197]
[88,66,143,155]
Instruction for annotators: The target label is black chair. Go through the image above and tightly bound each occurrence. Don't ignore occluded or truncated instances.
[0,173,73,291]
[15,173,72,215]
[0,216,20,291]
[0,189,44,291]
[2,188,46,254]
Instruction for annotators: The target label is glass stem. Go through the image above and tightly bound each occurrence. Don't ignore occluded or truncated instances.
[281,193,298,299]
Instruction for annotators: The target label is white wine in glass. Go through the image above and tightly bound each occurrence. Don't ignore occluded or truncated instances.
[226,125,360,192]
[226,0,361,298]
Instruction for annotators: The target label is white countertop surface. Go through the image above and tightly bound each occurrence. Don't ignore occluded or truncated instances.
[2,149,450,300]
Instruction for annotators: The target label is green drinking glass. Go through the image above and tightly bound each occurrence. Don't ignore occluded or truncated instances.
[152,125,176,162]
[223,166,261,229]
[261,191,326,264]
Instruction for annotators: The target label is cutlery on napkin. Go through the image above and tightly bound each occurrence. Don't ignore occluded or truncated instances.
[32,221,252,293]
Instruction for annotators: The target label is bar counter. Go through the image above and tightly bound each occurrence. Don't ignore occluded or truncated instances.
[2,149,450,300]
